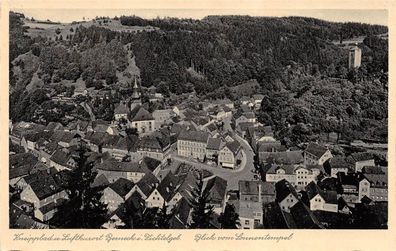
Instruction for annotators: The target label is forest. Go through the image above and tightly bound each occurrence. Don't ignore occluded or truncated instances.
[9,12,388,143]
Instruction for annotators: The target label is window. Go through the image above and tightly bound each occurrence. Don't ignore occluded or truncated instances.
[245,220,250,225]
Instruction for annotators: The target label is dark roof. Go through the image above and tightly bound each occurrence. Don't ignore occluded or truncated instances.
[205,176,227,203]
[305,143,329,158]
[362,166,385,174]
[38,198,67,214]
[14,214,49,229]
[130,105,153,121]
[141,157,161,172]
[109,178,135,198]
[178,130,210,143]
[239,180,275,196]
[96,160,150,173]
[157,172,182,201]
[139,132,170,150]
[45,122,64,131]
[170,197,192,229]
[363,174,387,188]
[207,137,223,150]
[305,182,337,204]
[114,103,129,114]
[136,172,159,196]
[258,142,286,152]
[224,140,241,155]
[349,152,374,162]
[91,174,110,188]
[324,156,350,174]
[28,175,64,200]
[49,149,74,168]
[84,131,108,145]
[289,202,323,229]
[275,179,298,202]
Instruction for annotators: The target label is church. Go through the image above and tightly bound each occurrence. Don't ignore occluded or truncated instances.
[114,78,155,135]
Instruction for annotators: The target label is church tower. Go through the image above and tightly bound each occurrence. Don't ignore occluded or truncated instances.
[130,77,142,110]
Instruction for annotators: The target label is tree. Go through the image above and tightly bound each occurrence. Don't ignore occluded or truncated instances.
[50,146,108,228]
[188,174,214,228]
[155,202,172,228]
[218,203,240,229]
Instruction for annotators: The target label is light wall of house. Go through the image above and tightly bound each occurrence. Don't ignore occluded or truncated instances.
[370,187,388,201]
[358,179,371,201]
[146,189,165,208]
[331,168,348,178]
[239,216,255,229]
[114,113,128,121]
[218,147,235,168]
[131,120,155,134]
[279,194,298,213]
[355,159,375,172]
[266,173,297,185]
[177,140,207,161]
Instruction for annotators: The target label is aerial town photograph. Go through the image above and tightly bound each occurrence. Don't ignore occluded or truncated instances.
[8,8,388,229]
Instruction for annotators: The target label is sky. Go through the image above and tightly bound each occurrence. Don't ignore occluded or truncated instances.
[12,9,388,26]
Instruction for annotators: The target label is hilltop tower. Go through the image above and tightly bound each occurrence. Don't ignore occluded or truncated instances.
[348,45,362,69]
[130,77,142,110]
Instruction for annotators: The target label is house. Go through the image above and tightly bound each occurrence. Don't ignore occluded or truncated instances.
[84,131,108,153]
[9,153,38,187]
[166,172,198,211]
[282,202,323,229]
[35,198,67,222]
[347,152,375,172]
[169,197,193,229]
[138,131,171,162]
[177,130,210,161]
[205,137,224,163]
[266,164,296,185]
[49,148,77,171]
[207,105,232,121]
[204,176,228,214]
[238,200,263,229]
[257,141,286,162]
[235,122,256,138]
[294,165,324,189]
[20,174,68,210]
[129,105,155,134]
[152,109,174,129]
[275,179,299,213]
[218,140,243,169]
[323,156,350,178]
[305,182,338,213]
[129,171,159,199]
[362,173,388,202]
[247,126,276,151]
[252,94,264,109]
[38,141,60,164]
[304,143,333,165]
[239,180,276,204]
[213,98,234,110]
[109,135,140,161]
[145,172,180,208]
[101,178,135,212]
[233,110,256,127]
[44,122,64,132]
[92,120,111,133]
[95,160,151,183]
[114,102,129,121]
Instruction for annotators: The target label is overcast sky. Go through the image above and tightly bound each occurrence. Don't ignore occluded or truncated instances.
[12,9,388,26]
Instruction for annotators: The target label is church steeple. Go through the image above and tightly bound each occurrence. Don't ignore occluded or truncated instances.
[130,77,142,110]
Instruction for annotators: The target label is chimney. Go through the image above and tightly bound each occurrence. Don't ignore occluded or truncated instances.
[258,183,262,204]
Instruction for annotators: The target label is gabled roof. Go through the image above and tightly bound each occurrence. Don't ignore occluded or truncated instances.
[223,140,241,155]
[156,172,183,201]
[139,132,170,150]
[305,181,337,204]
[239,180,275,196]
[96,160,150,173]
[28,175,64,200]
[136,172,159,197]
[141,157,161,173]
[45,122,64,131]
[275,179,299,202]
[266,164,295,175]
[114,103,129,115]
[363,173,387,188]
[207,137,223,150]
[305,143,329,158]
[178,130,210,143]
[49,149,75,169]
[205,176,227,203]
[288,202,323,229]
[348,152,374,163]
[130,105,153,121]
[258,141,285,152]
[170,197,192,229]
[109,178,135,198]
